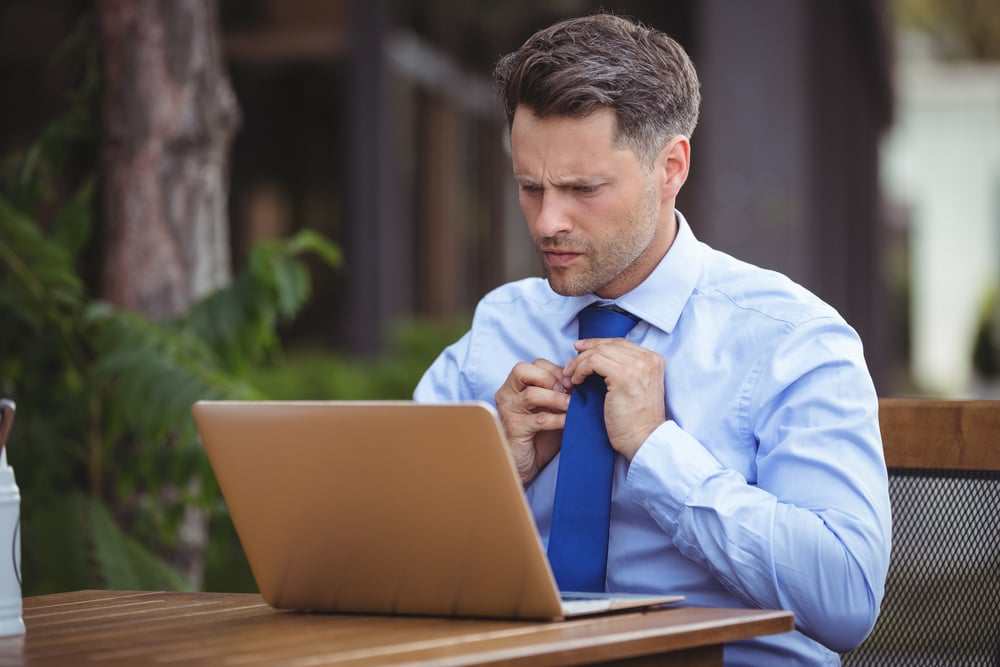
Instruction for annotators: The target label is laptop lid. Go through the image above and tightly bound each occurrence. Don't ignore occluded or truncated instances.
[192,400,680,620]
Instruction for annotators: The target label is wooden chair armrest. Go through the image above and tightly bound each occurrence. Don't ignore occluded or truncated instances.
[879,398,1000,471]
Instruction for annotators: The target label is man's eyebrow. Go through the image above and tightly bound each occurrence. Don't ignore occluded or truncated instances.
[551,176,608,188]
[513,174,607,187]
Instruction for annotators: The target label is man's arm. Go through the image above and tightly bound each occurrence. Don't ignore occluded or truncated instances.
[413,332,473,403]
[625,317,891,652]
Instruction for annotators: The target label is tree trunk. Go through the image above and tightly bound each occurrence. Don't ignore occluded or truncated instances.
[96,0,240,587]
[97,0,240,321]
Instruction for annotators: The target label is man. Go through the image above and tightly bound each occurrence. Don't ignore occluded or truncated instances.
[414,13,891,666]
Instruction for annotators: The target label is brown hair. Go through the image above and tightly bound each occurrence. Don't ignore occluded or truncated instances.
[493,13,701,163]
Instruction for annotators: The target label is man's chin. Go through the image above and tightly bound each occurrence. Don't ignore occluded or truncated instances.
[545,271,594,297]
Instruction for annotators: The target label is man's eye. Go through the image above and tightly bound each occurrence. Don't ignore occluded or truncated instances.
[575,185,598,194]
[520,184,542,195]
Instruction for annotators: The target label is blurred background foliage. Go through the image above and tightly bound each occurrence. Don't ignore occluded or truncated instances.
[0,14,467,595]
[893,0,1000,60]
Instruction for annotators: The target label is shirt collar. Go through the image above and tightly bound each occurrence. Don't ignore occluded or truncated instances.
[616,210,701,334]
[550,210,702,335]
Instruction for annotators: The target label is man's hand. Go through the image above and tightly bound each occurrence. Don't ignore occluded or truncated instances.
[563,338,666,460]
[495,359,570,484]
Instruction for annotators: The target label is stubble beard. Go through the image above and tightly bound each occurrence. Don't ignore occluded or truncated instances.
[538,185,660,297]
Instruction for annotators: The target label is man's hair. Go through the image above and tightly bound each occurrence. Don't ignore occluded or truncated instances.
[493,13,701,164]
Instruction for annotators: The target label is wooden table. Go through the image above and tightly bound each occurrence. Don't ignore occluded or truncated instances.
[0,590,794,666]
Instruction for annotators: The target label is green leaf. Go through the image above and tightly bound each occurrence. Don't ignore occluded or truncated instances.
[21,494,92,595]
[50,176,95,256]
[88,495,194,592]
[287,228,343,268]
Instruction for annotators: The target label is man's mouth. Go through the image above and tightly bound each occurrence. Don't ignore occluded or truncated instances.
[542,249,582,267]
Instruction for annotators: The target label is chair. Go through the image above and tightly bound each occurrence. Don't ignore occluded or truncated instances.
[841,399,1000,667]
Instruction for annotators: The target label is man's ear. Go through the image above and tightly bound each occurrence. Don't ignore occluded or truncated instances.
[657,136,690,201]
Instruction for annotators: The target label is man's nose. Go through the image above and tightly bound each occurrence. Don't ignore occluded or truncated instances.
[533,192,573,237]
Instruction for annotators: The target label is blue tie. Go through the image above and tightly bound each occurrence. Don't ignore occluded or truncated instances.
[547,304,639,591]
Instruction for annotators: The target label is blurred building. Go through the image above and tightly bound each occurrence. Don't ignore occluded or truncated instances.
[882,37,1000,396]
[0,0,899,390]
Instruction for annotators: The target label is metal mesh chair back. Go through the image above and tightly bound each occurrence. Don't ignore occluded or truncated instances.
[841,467,1000,666]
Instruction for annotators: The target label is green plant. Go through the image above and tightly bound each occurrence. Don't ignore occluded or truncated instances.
[246,317,471,401]
[2,190,341,594]
[0,40,341,593]
[972,286,999,380]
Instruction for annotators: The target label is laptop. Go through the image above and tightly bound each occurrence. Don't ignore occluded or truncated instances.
[191,400,682,620]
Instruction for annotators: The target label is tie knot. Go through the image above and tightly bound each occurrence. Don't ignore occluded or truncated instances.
[577,304,639,340]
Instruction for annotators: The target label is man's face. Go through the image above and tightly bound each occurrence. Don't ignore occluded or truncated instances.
[510,106,671,299]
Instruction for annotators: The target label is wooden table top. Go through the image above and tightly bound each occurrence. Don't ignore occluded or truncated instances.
[0,590,794,666]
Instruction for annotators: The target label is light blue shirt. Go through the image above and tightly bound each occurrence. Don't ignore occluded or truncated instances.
[414,212,892,666]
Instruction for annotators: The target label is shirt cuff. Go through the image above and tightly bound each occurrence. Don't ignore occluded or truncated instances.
[626,420,726,528]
